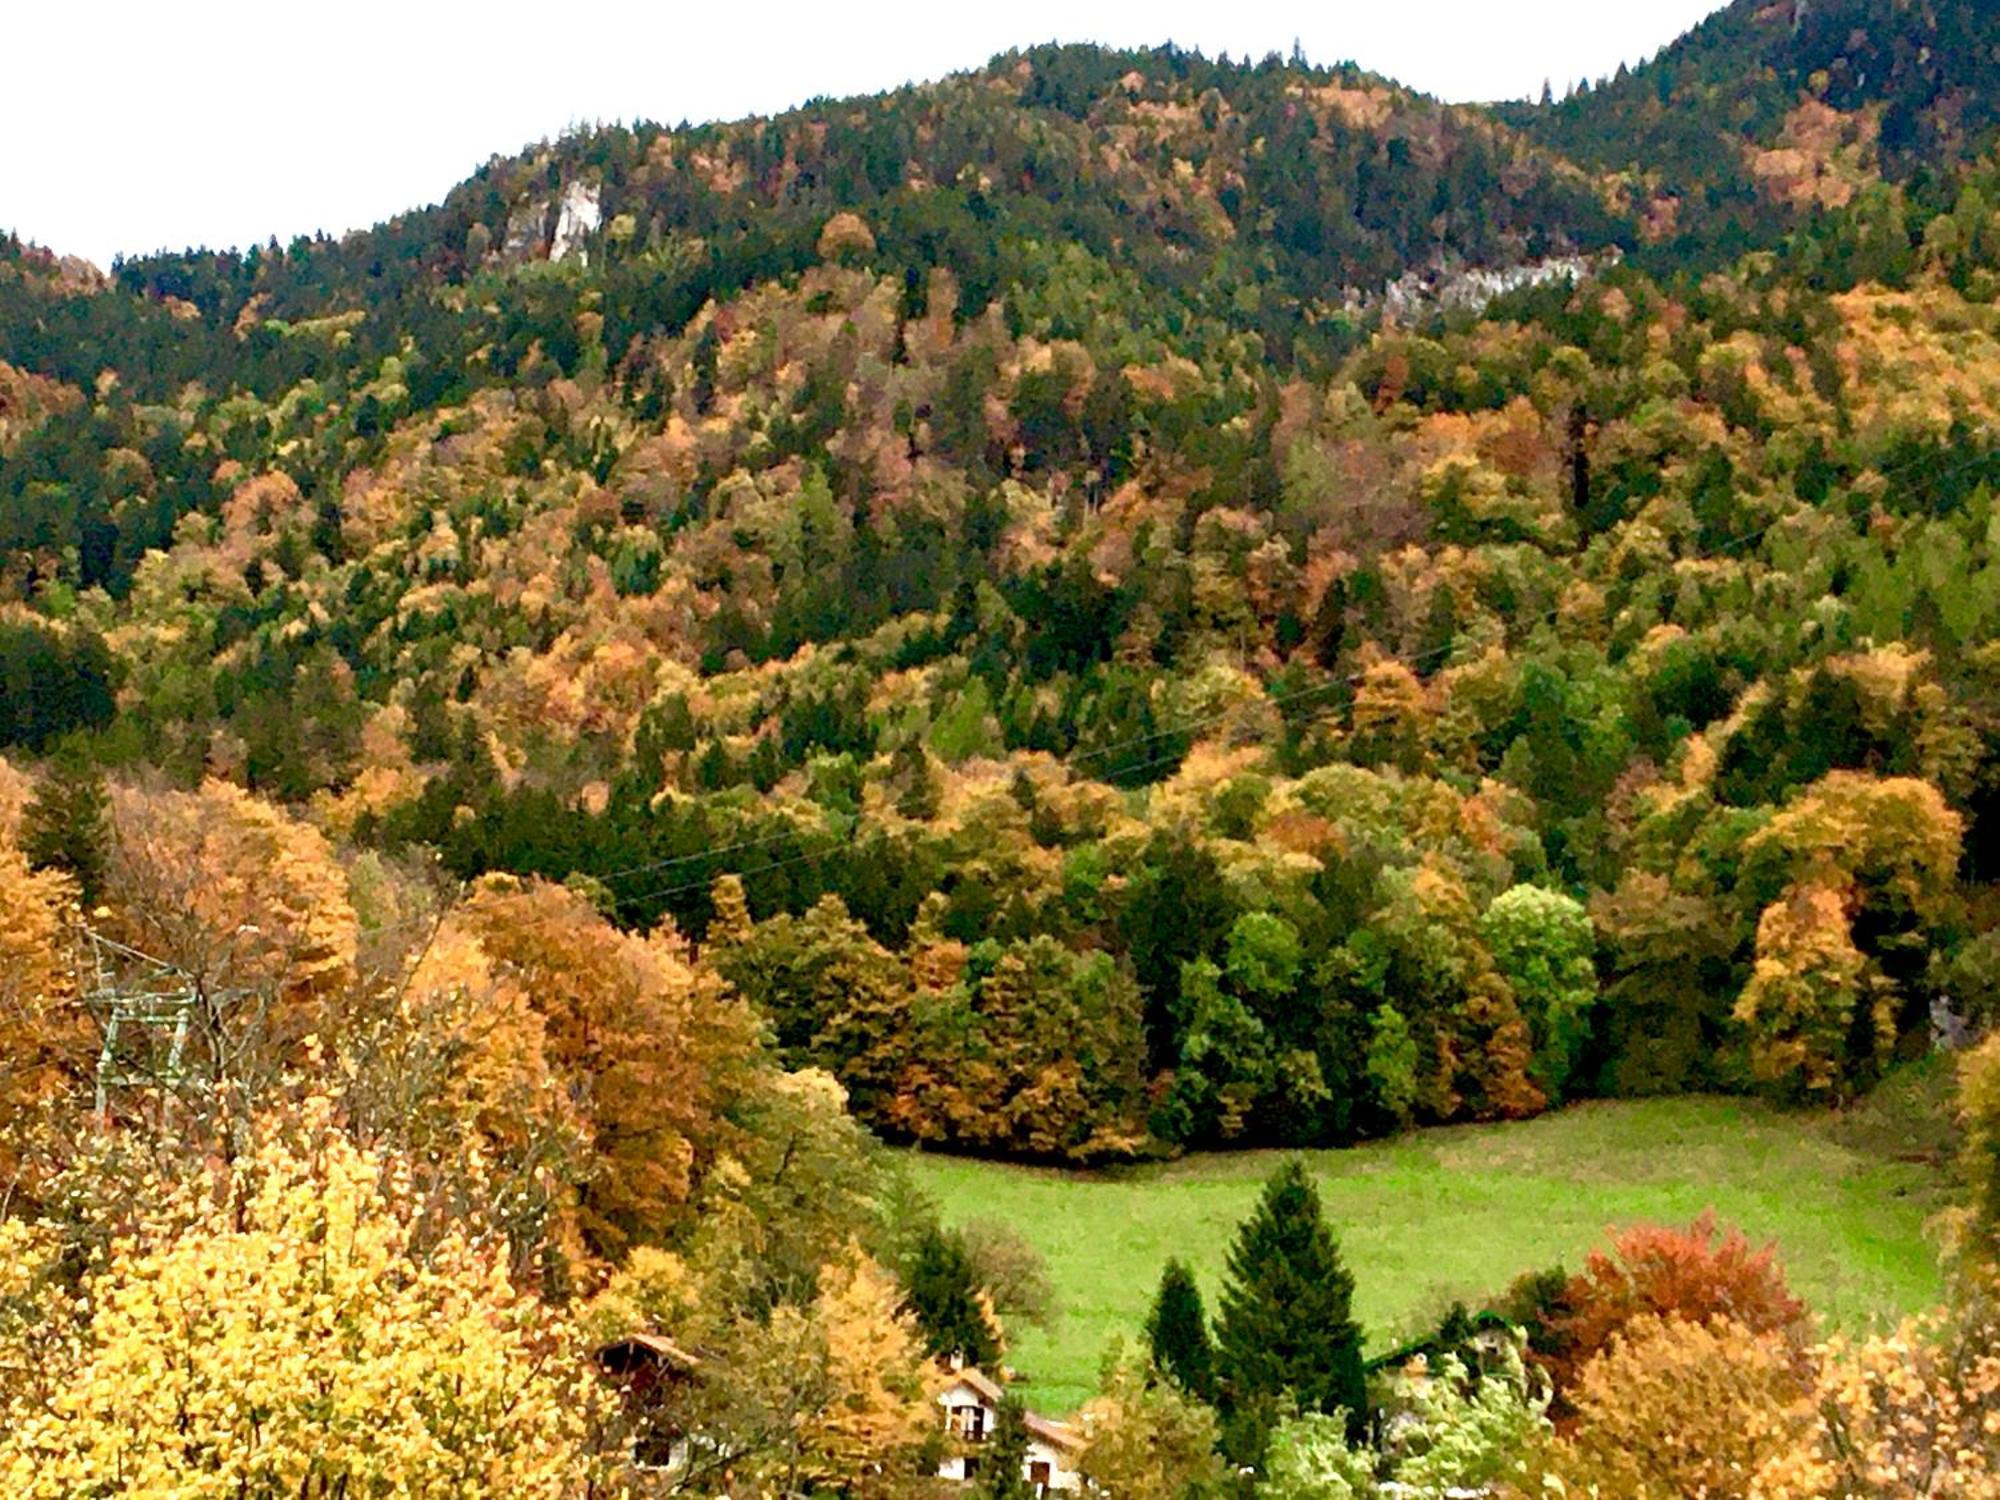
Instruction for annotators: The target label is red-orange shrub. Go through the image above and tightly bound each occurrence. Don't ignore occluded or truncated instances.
[1545,1211,1808,1397]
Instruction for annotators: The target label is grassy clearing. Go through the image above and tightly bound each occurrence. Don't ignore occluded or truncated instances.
[905,1093,1952,1413]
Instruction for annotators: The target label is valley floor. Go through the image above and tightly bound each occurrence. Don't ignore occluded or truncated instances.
[907,1092,1952,1412]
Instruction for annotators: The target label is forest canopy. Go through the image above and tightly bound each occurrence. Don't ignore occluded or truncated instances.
[4,0,2000,1491]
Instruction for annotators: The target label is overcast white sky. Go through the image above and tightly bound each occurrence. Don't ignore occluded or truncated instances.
[4,0,1727,270]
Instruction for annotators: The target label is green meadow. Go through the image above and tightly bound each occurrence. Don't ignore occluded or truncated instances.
[906,1094,1952,1413]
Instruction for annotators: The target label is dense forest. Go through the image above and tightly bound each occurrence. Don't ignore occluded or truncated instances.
[3,0,2000,1492]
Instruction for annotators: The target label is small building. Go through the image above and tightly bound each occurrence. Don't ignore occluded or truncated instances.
[596,1332,702,1471]
[936,1366,1085,1494]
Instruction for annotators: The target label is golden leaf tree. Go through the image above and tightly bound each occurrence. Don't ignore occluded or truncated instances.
[1962,1030,2000,1261]
[1737,772,1965,1094]
[1764,1301,2000,1500]
[0,839,88,1186]
[1556,1313,1817,1499]
[0,1097,599,1499]
[458,875,760,1263]
[1735,876,1875,1096]
[340,912,593,1272]
[107,778,359,1000]
[99,780,361,1132]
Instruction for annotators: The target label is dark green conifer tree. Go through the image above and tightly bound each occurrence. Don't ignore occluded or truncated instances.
[1213,1159,1368,1460]
[21,748,110,905]
[974,1395,1034,1500]
[1144,1258,1215,1401]
[901,1225,1001,1369]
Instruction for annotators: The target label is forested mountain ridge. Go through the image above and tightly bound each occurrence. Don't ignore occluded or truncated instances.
[5,8,2000,1493]
[1502,0,2000,259]
[6,3,2000,1170]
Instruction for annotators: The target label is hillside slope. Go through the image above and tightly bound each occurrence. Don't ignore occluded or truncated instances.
[1500,0,2000,258]
[5,20,2000,1167]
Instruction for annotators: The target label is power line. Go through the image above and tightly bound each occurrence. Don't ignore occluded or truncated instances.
[355,428,2000,933]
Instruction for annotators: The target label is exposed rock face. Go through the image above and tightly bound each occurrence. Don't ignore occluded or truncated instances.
[1372,251,1618,321]
[549,181,602,264]
[488,178,601,267]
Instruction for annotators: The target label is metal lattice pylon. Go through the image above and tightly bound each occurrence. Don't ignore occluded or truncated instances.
[82,929,203,1113]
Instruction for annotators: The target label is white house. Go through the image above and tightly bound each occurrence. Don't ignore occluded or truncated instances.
[936,1366,1085,1493]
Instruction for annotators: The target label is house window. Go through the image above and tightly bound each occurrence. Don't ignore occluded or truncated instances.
[948,1403,988,1441]
[1029,1459,1052,1494]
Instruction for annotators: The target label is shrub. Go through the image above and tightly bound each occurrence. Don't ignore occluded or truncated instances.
[1557,1313,1816,1498]
[1545,1212,1806,1396]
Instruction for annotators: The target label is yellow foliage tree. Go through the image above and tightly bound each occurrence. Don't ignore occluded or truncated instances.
[343,915,594,1270]
[1556,1313,1817,1499]
[670,1246,937,1497]
[461,875,759,1261]
[0,1099,598,1499]
[1747,771,1963,925]
[810,1251,937,1488]
[1735,877,1876,1096]
[1963,1031,2000,1260]
[0,841,86,1185]
[1758,1304,2000,1499]
[1076,1347,1227,1497]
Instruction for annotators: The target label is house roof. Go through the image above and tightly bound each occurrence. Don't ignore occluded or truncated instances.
[1024,1413,1086,1452]
[596,1332,701,1372]
[936,1367,1084,1452]
[939,1366,1007,1405]
[1364,1311,1513,1373]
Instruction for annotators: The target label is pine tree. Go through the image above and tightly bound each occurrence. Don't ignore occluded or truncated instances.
[1213,1160,1368,1457]
[901,1226,1001,1369]
[1145,1259,1215,1401]
[975,1395,1034,1499]
[20,750,109,905]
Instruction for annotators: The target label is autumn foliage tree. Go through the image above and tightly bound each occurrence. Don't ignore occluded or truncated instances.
[0,838,87,1188]
[1555,1313,1816,1499]
[1961,1031,2000,1260]
[457,874,760,1264]
[1736,876,1877,1097]
[1767,1292,2000,1498]
[1076,1348,1227,1499]
[106,778,359,1001]
[1737,773,1966,1096]
[0,1098,600,1498]
[680,1248,937,1497]
[1544,1212,1808,1398]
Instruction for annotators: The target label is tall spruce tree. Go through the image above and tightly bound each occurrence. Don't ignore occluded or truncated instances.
[20,749,110,905]
[1213,1160,1368,1457]
[1145,1258,1216,1401]
[975,1395,1035,1500]
[901,1225,1001,1369]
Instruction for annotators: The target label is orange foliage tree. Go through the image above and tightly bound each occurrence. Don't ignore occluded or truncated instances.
[1556,1312,1817,1498]
[458,875,760,1263]
[106,779,359,1000]
[0,840,88,1186]
[1544,1212,1807,1397]
[1764,1293,2000,1499]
